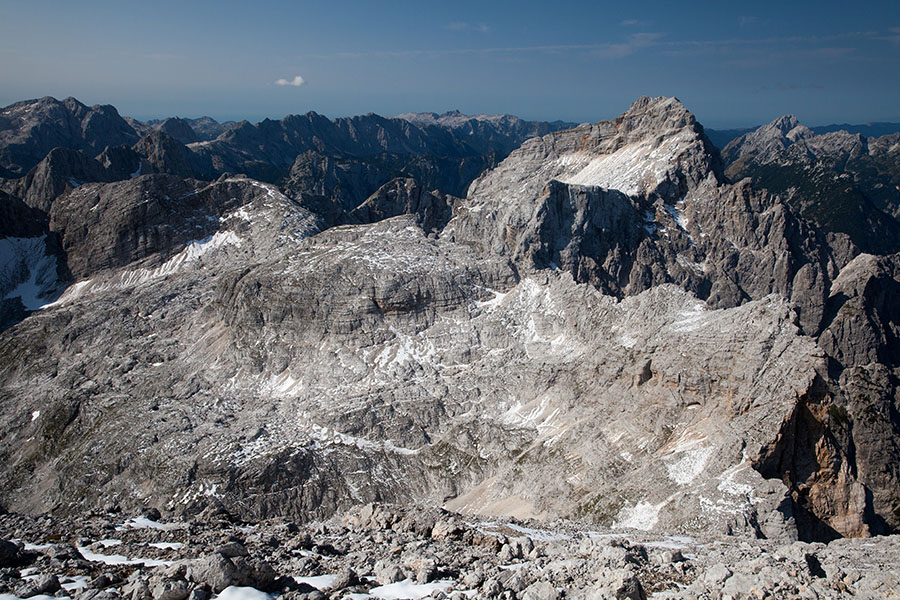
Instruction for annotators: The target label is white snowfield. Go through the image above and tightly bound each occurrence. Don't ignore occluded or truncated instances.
[47,230,242,307]
[556,130,695,197]
[0,236,61,310]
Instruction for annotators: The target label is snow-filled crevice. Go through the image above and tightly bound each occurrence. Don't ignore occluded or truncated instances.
[0,236,62,311]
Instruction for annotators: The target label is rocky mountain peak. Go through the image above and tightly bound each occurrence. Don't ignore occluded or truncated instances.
[721,113,900,254]
[132,130,197,178]
[722,114,814,164]
[456,95,719,212]
[618,96,698,133]
[156,117,199,145]
[770,114,801,132]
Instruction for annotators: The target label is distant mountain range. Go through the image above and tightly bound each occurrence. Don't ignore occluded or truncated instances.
[706,122,900,150]
[715,115,900,255]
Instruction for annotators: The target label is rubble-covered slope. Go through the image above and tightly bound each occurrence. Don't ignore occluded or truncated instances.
[0,209,822,540]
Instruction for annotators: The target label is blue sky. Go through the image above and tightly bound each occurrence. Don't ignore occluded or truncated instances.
[1,0,898,128]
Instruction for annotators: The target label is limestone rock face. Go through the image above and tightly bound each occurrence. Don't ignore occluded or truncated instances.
[0,144,146,214]
[819,253,900,368]
[155,117,200,145]
[721,115,814,165]
[281,150,400,224]
[395,109,577,156]
[47,175,315,280]
[346,178,452,231]
[0,95,897,544]
[0,207,820,538]
[0,191,65,330]
[1,147,130,213]
[282,150,488,226]
[446,97,841,335]
[132,131,198,179]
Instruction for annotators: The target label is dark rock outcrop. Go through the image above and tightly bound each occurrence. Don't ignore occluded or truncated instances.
[155,117,200,145]
[0,191,47,238]
[47,175,274,279]
[346,178,452,231]
[133,131,197,178]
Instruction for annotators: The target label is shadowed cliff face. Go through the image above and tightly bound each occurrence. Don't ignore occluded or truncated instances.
[0,96,898,542]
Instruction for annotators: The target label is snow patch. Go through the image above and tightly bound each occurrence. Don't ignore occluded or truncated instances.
[76,546,171,567]
[664,202,689,231]
[502,523,571,542]
[669,303,708,333]
[475,288,508,310]
[49,230,241,305]
[22,543,51,551]
[614,500,665,531]
[0,236,60,310]
[0,595,69,600]
[556,131,693,196]
[213,587,272,600]
[293,575,336,590]
[675,254,706,275]
[148,542,184,550]
[502,395,563,437]
[619,333,637,349]
[271,373,300,396]
[665,444,714,485]
[717,462,756,497]
[370,329,438,374]
[118,516,184,531]
[226,207,253,223]
[644,536,694,550]
[60,575,90,591]
[642,210,658,235]
[662,428,708,454]
[363,579,456,600]
[309,424,418,456]
[664,200,696,245]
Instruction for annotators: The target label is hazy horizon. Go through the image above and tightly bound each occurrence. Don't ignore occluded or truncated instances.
[2,0,898,130]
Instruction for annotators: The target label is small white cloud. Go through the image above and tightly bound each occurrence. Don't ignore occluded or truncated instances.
[275,75,305,87]
[621,19,640,26]
[447,21,490,33]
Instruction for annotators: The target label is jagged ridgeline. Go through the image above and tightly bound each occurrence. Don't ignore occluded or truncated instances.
[0,96,898,543]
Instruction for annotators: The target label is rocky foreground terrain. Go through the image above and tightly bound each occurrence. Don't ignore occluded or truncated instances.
[0,504,898,600]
